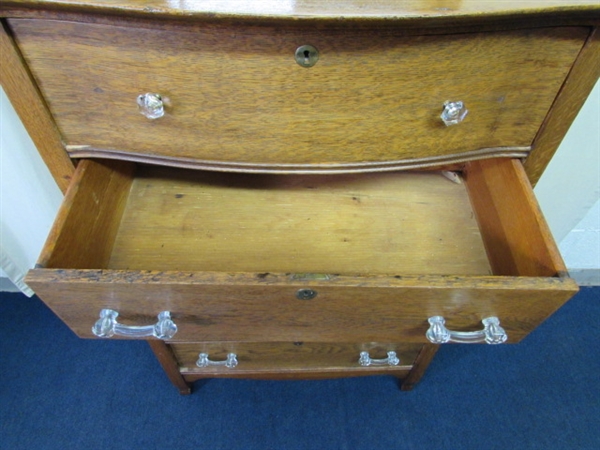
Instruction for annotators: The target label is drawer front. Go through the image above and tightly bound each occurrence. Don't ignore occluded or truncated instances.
[10,19,587,171]
[26,269,577,344]
[171,342,420,376]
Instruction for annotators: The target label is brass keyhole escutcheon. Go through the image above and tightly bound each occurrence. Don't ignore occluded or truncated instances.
[295,45,319,68]
[296,289,318,300]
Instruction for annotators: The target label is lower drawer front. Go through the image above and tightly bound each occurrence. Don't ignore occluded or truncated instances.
[171,342,420,377]
[26,271,576,343]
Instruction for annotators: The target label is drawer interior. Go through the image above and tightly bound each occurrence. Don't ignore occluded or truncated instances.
[28,157,577,343]
[37,158,565,279]
[110,166,490,276]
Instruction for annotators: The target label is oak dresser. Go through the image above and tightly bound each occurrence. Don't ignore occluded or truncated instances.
[1,1,598,394]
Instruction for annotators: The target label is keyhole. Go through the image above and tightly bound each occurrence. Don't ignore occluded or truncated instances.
[304,50,311,64]
[295,45,319,68]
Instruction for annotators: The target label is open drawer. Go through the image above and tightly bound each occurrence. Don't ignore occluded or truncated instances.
[26,158,578,344]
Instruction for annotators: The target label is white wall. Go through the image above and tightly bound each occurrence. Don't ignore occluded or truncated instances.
[0,86,63,295]
[534,80,600,282]
[535,80,600,242]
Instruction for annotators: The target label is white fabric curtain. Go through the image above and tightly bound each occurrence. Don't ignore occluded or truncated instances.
[0,87,62,297]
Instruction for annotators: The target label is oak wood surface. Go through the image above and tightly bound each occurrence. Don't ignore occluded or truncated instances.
[109,167,490,276]
[400,344,439,391]
[0,20,73,192]
[26,157,578,345]
[25,269,578,344]
[36,159,135,269]
[64,147,532,175]
[465,159,569,278]
[183,368,412,382]
[2,1,600,24]
[9,20,586,169]
[525,27,600,185]
[171,341,421,375]
[4,0,594,393]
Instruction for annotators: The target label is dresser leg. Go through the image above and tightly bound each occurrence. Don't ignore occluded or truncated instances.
[400,344,439,391]
[148,340,192,395]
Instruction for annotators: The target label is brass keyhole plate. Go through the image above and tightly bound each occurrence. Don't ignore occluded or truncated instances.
[295,45,319,68]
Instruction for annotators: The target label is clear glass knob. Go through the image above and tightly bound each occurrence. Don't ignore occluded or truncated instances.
[426,315,507,344]
[441,100,468,126]
[137,93,164,119]
[196,353,238,369]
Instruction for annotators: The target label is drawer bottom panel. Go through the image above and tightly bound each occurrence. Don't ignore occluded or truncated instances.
[172,342,421,378]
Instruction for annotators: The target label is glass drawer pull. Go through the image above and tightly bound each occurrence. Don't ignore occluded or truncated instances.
[440,100,468,126]
[196,353,238,369]
[359,351,400,366]
[426,316,507,344]
[92,309,177,339]
[137,92,165,119]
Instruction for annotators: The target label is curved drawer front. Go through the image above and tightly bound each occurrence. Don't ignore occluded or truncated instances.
[10,19,587,171]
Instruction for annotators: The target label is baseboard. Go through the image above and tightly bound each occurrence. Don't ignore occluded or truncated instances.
[0,277,20,293]
[568,269,600,286]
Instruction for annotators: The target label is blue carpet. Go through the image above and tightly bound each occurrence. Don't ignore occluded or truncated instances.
[1,287,599,449]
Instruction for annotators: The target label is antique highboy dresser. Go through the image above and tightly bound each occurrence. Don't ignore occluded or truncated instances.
[1,1,599,395]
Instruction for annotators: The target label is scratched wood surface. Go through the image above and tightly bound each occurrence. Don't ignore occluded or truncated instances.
[25,269,578,343]
[108,167,490,276]
[9,19,587,170]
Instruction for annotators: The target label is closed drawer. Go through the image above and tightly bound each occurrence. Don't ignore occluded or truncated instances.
[171,342,421,377]
[26,157,577,344]
[10,19,588,172]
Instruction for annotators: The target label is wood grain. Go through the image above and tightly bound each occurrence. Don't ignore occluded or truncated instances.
[171,341,421,376]
[64,146,531,175]
[36,159,135,269]
[465,159,569,278]
[526,27,600,185]
[0,20,73,192]
[109,167,490,276]
[2,1,600,24]
[400,344,439,391]
[9,20,586,168]
[25,269,578,344]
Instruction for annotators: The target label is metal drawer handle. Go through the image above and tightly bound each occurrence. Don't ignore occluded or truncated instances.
[92,309,177,339]
[426,316,507,344]
[137,92,165,119]
[196,353,238,369]
[359,351,400,366]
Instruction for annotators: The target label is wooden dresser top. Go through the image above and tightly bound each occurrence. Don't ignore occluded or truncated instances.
[2,0,600,25]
